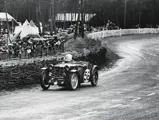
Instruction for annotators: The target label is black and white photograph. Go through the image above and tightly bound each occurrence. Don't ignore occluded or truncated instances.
[0,0,159,119]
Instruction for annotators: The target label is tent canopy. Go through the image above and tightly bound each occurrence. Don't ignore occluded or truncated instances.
[0,12,18,24]
[14,20,39,39]
[30,20,37,27]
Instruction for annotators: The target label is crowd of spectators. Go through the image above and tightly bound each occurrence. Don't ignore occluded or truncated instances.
[0,34,65,60]
[0,20,119,60]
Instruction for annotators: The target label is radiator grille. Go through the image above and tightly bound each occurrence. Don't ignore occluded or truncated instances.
[53,67,64,78]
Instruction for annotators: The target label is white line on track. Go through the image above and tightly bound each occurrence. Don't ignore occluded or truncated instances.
[132,97,141,102]
[151,77,159,80]
[147,92,156,97]
[110,104,123,108]
[82,111,98,116]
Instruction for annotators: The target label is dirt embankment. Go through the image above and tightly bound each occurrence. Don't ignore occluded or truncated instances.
[64,37,119,68]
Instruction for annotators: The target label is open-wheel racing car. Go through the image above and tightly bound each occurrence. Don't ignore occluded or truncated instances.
[40,54,98,90]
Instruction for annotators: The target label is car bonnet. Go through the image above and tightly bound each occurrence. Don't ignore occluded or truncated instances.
[54,61,88,68]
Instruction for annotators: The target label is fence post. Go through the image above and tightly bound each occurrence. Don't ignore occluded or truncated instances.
[120,28,122,36]
[102,30,104,38]
[138,27,140,34]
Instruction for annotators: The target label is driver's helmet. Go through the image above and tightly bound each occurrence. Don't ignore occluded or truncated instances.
[64,54,73,62]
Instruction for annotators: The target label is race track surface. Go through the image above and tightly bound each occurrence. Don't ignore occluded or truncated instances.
[1,34,159,120]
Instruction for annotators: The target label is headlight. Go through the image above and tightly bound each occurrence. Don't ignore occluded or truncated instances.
[64,65,70,72]
[49,64,54,70]
[41,67,47,70]
[49,72,52,76]
[49,67,52,70]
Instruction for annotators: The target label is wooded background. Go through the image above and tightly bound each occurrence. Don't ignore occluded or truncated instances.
[0,0,159,28]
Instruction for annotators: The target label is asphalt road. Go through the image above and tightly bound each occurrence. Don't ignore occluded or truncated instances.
[1,34,159,120]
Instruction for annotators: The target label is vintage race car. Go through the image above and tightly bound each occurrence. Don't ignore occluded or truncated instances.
[40,60,98,90]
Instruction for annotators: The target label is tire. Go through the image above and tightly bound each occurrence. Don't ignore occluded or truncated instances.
[91,69,98,86]
[40,72,50,90]
[68,73,79,90]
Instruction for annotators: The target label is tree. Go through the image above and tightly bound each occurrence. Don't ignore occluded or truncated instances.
[36,0,41,35]
[0,0,159,29]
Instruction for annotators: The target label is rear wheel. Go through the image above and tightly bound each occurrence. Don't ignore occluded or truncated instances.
[91,69,98,86]
[40,72,50,90]
[68,73,79,90]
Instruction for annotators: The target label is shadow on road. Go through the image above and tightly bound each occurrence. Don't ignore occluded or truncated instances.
[41,84,99,92]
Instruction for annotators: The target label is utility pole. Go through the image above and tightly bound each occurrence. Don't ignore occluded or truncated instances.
[139,1,143,28]
[36,0,42,35]
[5,1,9,47]
[124,0,128,28]
[50,0,56,35]
[74,0,85,39]
[74,0,81,39]
[81,0,84,38]
[38,0,45,35]
[49,1,52,35]
[64,12,66,29]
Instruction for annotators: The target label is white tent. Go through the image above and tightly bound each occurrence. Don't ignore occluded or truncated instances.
[30,20,39,34]
[20,20,33,38]
[0,12,18,24]
[30,20,36,27]
[14,20,39,39]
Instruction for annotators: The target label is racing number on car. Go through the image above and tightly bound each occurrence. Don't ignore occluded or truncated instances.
[84,69,90,81]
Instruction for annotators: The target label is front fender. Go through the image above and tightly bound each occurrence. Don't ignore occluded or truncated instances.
[41,67,47,70]
[41,67,49,73]
[92,65,98,74]
[70,69,78,73]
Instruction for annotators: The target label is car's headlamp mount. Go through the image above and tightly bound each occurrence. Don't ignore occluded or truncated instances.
[64,65,70,72]
[48,64,54,70]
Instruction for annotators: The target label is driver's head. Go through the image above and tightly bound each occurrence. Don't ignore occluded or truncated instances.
[64,54,73,62]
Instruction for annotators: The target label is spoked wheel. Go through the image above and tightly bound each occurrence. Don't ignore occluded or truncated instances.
[40,72,50,90]
[91,69,98,86]
[68,73,79,90]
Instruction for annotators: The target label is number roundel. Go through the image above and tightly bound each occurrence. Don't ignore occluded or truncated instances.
[83,69,90,80]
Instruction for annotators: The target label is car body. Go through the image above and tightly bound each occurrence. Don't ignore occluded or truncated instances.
[40,60,98,90]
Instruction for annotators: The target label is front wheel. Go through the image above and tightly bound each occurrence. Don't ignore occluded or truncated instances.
[68,73,79,90]
[91,69,98,86]
[40,72,50,90]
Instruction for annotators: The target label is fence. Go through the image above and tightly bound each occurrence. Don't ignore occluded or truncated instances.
[87,28,159,39]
